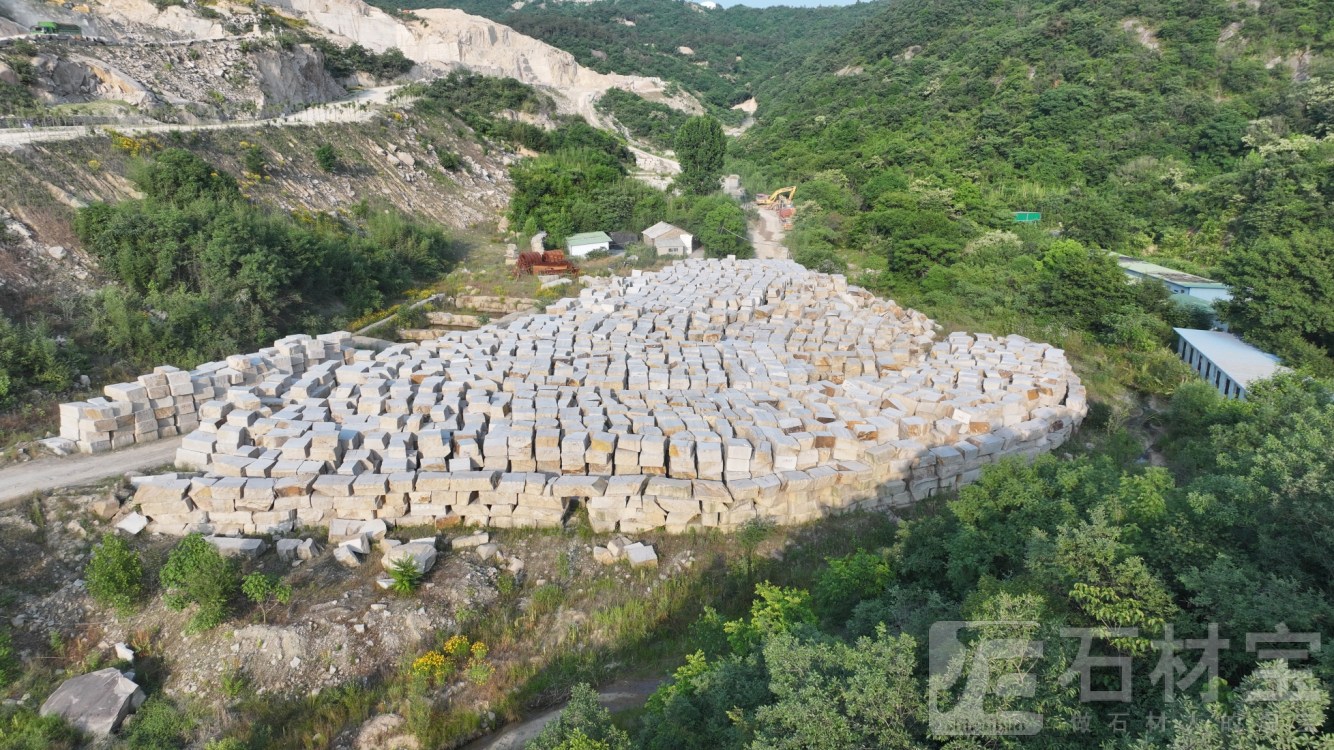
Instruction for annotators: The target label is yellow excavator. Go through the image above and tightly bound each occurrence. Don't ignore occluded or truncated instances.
[755,186,796,206]
[756,186,797,230]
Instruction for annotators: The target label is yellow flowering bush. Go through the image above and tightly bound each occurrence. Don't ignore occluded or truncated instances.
[411,635,493,687]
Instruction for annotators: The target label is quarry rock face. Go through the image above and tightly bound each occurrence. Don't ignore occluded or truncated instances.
[62,259,1087,536]
[40,668,145,736]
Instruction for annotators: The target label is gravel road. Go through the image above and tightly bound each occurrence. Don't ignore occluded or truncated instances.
[0,438,181,507]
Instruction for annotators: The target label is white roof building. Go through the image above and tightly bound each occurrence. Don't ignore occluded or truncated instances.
[1174,328,1285,399]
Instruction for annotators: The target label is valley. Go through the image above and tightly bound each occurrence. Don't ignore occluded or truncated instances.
[0,0,1332,748]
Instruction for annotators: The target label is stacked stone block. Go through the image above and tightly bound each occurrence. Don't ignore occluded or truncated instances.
[86,259,1087,536]
[59,333,354,455]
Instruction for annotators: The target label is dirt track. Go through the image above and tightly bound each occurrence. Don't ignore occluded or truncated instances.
[0,86,403,150]
[0,437,181,507]
[750,201,789,260]
[462,678,663,750]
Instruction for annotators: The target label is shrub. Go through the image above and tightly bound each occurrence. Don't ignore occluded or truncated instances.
[241,144,266,176]
[121,697,193,749]
[0,708,81,750]
[437,150,461,170]
[314,143,337,173]
[0,628,17,687]
[159,534,239,632]
[411,635,490,687]
[527,683,631,750]
[241,572,292,623]
[85,534,144,612]
[387,557,424,595]
[584,249,610,260]
[812,549,892,626]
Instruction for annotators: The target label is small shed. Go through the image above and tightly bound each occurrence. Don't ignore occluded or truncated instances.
[1114,254,1232,302]
[565,231,611,257]
[642,221,694,257]
[1174,328,1284,399]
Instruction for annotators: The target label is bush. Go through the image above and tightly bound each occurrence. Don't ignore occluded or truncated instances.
[159,534,239,632]
[85,534,144,613]
[528,683,631,750]
[812,549,891,626]
[0,629,17,687]
[0,708,81,750]
[121,697,193,749]
[241,144,266,176]
[241,572,292,623]
[314,143,337,173]
[437,150,461,171]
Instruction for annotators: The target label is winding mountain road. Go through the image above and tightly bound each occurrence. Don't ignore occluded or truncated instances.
[0,86,404,150]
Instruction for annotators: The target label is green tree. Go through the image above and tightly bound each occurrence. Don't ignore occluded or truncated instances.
[1220,230,1334,373]
[159,533,239,632]
[674,116,726,195]
[696,202,752,258]
[1036,239,1133,333]
[85,534,144,613]
[526,683,631,750]
[750,627,926,750]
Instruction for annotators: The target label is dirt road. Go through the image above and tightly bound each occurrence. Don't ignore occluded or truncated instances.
[462,678,663,750]
[750,201,789,260]
[0,437,181,507]
[0,86,403,150]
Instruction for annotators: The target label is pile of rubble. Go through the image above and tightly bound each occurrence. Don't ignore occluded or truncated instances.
[63,259,1087,536]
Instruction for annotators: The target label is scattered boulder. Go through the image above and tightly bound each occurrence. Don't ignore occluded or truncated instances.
[381,543,437,575]
[334,545,363,568]
[624,543,658,569]
[37,437,76,456]
[90,494,121,520]
[115,513,148,536]
[113,643,135,663]
[450,532,489,550]
[205,536,266,560]
[475,542,500,561]
[595,538,658,568]
[276,538,302,562]
[341,533,372,556]
[607,536,633,557]
[361,519,389,541]
[354,713,421,750]
[39,668,145,736]
[297,538,321,560]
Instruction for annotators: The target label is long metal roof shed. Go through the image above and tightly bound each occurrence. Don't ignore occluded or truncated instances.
[1114,255,1229,290]
[1173,328,1285,399]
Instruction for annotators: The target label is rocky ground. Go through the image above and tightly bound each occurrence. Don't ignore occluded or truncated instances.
[0,466,718,746]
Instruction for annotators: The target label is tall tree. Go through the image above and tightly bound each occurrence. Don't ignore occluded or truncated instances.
[674,116,726,196]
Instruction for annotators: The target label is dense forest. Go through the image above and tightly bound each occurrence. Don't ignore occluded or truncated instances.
[528,373,1334,749]
[730,0,1333,371]
[368,0,884,114]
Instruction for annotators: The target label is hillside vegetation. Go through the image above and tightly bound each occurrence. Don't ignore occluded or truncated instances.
[369,0,884,114]
[732,0,1333,371]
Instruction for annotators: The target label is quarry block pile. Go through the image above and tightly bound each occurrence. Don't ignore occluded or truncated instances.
[64,259,1088,536]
